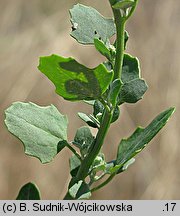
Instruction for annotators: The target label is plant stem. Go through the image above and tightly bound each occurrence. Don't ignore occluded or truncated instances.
[63,1,128,199]
[91,173,116,192]
[63,108,113,200]
[66,144,82,162]
[109,1,126,80]
[76,108,113,180]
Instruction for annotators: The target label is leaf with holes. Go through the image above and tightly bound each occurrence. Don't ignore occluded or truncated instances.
[4,102,68,163]
[70,4,116,44]
[38,55,113,101]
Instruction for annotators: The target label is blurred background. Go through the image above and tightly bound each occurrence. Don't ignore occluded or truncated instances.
[0,0,179,200]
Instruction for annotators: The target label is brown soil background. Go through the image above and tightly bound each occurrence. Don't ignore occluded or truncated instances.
[0,0,179,199]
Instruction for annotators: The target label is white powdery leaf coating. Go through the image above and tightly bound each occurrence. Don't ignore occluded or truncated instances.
[5,102,68,163]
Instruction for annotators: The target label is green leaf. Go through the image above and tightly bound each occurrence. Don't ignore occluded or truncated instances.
[69,154,81,177]
[106,158,135,174]
[69,180,91,200]
[70,4,116,44]
[73,126,94,157]
[4,102,68,164]
[122,54,140,83]
[83,100,95,106]
[94,38,112,61]
[78,112,98,128]
[108,79,122,106]
[91,153,106,172]
[117,107,175,166]
[117,158,135,173]
[112,0,135,10]
[118,54,148,104]
[16,182,41,200]
[124,30,129,49]
[111,106,120,123]
[118,78,148,104]
[38,55,113,101]
[93,100,120,123]
[93,100,104,118]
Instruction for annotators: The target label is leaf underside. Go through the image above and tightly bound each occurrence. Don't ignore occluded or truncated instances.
[70,4,116,44]
[38,54,113,101]
[5,102,68,163]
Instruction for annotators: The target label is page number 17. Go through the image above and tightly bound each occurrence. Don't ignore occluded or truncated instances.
[163,203,176,212]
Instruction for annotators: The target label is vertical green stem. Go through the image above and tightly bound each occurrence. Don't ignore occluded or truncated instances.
[76,108,113,180]
[63,108,113,200]
[63,1,130,200]
[112,9,126,80]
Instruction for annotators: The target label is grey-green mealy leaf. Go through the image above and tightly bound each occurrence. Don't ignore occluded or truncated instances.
[117,107,175,166]
[122,54,140,83]
[118,54,148,104]
[38,54,113,101]
[118,78,148,104]
[70,4,116,44]
[5,102,68,163]
[74,126,94,157]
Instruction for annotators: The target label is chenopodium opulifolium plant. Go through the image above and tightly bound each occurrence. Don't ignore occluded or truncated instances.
[4,0,175,200]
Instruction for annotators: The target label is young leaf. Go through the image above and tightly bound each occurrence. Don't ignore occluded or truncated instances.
[117,107,175,166]
[93,100,120,123]
[73,126,94,156]
[4,102,68,164]
[90,153,106,172]
[112,0,135,10]
[118,54,148,104]
[118,78,148,104]
[122,54,140,83]
[16,182,41,200]
[70,154,81,177]
[94,38,112,61]
[70,4,116,44]
[38,55,113,101]
[78,112,98,128]
[68,180,91,200]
